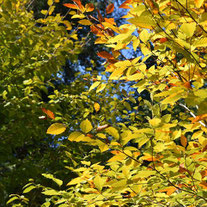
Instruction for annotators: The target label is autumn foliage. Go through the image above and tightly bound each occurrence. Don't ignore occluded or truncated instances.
[7,0,207,206]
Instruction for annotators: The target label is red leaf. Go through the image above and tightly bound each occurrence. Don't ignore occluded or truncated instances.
[106,3,114,14]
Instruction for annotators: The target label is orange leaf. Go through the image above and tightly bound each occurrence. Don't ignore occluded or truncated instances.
[42,108,55,119]
[119,0,132,9]
[183,81,192,89]
[97,51,114,59]
[72,0,84,9]
[119,3,131,9]
[63,3,79,10]
[106,3,114,14]
[90,25,100,35]
[195,0,204,8]
[159,186,177,195]
[111,150,121,155]
[160,37,168,43]
[181,135,187,147]
[104,18,116,25]
[199,181,207,189]
[85,3,94,12]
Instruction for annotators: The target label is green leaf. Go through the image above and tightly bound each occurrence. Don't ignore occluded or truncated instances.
[46,123,66,135]
[80,119,93,133]
[42,189,61,196]
[23,185,36,193]
[6,196,19,205]
[89,81,100,91]
[42,173,63,186]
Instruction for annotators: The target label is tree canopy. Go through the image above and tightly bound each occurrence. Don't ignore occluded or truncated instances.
[1,0,207,206]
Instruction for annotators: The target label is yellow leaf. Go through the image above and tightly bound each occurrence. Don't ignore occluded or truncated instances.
[180,22,196,38]
[94,102,100,112]
[96,140,109,152]
[67,177,83,186]
[128,15,156,29]
[194,38,207,47]
[80,119,93,133]
[78,19,92,25]
[68,132,85,141]
[46,123,66,135]
[195,0,204,8]
[94,176,106,191]
[107,153,127,162]
[105,127,119,139]
[162,89,185,104]
[89,81,100,91]
[47,0,53,6]
[149,118,161,127]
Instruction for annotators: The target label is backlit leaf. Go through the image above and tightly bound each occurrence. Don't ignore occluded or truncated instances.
[94,175,106,191]
[195,0,204,8]
[42,173,63,186]
[47,123,66,135]
[105,127,119,139]
[106,3,114,14]
[68,132,85,141]
[94,102,100,112]
[80,119,93,133]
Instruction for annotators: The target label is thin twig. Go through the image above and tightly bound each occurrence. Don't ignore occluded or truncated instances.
[179,103,207,127]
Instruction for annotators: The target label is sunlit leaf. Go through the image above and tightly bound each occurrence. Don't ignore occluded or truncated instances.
[195,0,204,8]
[47,123,66,135]
[80,119,93,133]
[106,3,114,14]
[94,102,100,112]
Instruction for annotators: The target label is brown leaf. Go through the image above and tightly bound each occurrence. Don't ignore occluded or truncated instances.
[85,3,94,12]
[181,135,187,147]
[97,9,104,22]
[97,51,114,59]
